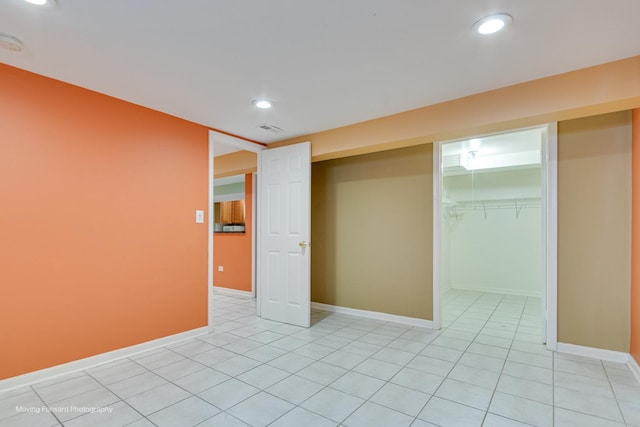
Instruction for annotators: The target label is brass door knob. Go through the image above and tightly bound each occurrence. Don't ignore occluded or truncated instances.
[298,241,310,248]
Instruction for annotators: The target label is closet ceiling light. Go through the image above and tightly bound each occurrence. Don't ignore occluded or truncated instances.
[473,13,512,35]
[23,0,48,4]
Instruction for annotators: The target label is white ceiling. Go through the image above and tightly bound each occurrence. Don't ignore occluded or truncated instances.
[442,128,542,157]
[442,127,543,174]
[3,1,640,150]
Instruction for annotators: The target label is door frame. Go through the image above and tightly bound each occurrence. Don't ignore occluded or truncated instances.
[208,130,265,329]
[432,123,558,350]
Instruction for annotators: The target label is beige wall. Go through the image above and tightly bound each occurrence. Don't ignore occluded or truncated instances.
[214,150,257,178]
[273,56,640,162]
[213,56,639,352]
[558,111,632,352]
[311,144,433,319]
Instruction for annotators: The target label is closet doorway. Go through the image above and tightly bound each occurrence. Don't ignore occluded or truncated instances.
[433,124,557,351]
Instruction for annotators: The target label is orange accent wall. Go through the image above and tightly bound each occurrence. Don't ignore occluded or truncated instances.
[213,174,253,292]
[0,64,209,380]
[632,108,640,364]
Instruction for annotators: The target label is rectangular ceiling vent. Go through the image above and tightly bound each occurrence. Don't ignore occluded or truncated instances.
[258,124,285,134]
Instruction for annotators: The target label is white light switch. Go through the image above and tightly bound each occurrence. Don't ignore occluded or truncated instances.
[195,210,204,223]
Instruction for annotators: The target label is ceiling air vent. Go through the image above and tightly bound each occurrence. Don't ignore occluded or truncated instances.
[258,124,285,134]
[0,33,23,52]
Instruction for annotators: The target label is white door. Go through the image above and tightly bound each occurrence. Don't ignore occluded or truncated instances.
[258,141,311,327]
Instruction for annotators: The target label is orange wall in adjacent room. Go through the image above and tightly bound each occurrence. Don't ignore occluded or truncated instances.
[0,64,209,380]
[632,108,640,365]
[213,174,253,292]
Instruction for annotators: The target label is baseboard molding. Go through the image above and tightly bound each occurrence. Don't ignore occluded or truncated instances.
[556,342,630,364]
[212,286,253,298]
[450,284,541,298]
[0,326,208,393]
[311,302,433,328]
[629,355,640,385]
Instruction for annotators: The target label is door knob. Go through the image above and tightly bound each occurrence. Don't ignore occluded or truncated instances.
[298,241,310,248]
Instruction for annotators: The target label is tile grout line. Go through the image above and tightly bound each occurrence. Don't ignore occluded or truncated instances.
[478,294,528,426]
[410,291,487,425]
[5,293,635,426]
[422,292,516,424]
[253,313,438,425]
[198,306,369,426]
[602,359,628,426]
[29,385,64,427]
[84,363,171,426]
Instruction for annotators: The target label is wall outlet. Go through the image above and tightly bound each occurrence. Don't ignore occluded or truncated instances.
[218,266,224,272]
[195,210,204,223]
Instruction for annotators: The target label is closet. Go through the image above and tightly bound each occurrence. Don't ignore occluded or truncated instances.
[441,128,543,298]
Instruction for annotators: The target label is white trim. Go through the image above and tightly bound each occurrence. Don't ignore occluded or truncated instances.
[208,138,214,332]
[433,124,558,349]
[0,327,208,393]
[212,286,254,298]
[556,342,630,364]
[544,122,558,350]
[209,131,264,317]
[312,302,434,328]
[629,356,640,385]
[256,156,262,317]
[251,172,257,298]
[432,141,442,330]
[448,285,541,298]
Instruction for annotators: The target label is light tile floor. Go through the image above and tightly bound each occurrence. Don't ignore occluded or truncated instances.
[1,290,639,426]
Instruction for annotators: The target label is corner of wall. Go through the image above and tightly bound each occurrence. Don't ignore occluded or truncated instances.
[631,108,640,364]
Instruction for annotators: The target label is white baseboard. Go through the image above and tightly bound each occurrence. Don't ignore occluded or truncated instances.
[556,342,630,364]
[311,302,433,328]
[0,326,208,393]
[212,286,253,298]
[629,355,640,385]
[450,284,541,298]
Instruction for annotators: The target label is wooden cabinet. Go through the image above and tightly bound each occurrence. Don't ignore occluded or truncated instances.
[218,200,245,224]
[220,201,233,224]
[231,200,245,224]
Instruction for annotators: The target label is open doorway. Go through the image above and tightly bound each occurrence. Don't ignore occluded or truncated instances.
[208,131,264,327]
[433,124,557,350]
[213,174,254,296]
[208,132,312,328]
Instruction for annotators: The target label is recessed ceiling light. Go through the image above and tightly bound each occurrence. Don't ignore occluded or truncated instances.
[22,0,57,7]
[0,33,23,52]
[252,99,274,109]
[473,13,512,35]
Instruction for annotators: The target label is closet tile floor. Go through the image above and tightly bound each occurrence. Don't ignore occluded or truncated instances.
[2,290,639,426]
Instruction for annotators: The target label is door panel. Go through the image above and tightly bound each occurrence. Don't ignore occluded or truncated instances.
[258,142,311,327]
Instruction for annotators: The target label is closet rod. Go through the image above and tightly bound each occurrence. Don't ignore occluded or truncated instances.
[445,197,541,219]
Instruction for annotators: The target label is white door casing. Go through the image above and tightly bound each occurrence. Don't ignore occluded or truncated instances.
[542,123,558,349]
[433,124,558,350]
[208,130,265,329]
[258,141,311,327]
